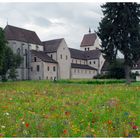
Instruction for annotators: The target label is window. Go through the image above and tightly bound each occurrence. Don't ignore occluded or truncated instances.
[78,69,79,73]
[50,54,53,58]
[85,70,87,73]
[89,70,91,74]
[17,48,20,55]
[88,48,89,51]
[36,45,39,51]
[76,60,77,64]
[34,57,37,62]
[47,66,49,71]
[25,49,28,68]
[89,61,91,64]
[66,55,68,60]
[93,61,96,64]
[53,66,56,72]
[60,54,62,59]
[37,65,40,72]
[85,48,86,51]
[80,60,81,64]
[31,67,33,71]
[46,76,48,79]
[74,69,76,73]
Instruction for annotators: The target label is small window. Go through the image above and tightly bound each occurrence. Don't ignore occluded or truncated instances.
[78,69,79,73]
[60,54,62,59]
[89,70,91,74]
[47,66,49,71]
[66,55,68,60]
[37,65,40,72]
[34,57,37,62]
[88,48,89,51]
[89,61,91,64]
[85,48,86,51]
[85,70,87,73]
[74,69,76,73]
[31,67,33,71]
[36,45,39,51]
[53,66,55,72]
[93,61,96,64]
[50,54,53,58]
[46,76,48,79]
[76,60,77,64]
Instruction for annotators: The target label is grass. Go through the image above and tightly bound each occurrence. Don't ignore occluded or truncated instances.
[0,80,140,137]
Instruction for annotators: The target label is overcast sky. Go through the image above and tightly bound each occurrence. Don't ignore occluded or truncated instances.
[0,3,103,49]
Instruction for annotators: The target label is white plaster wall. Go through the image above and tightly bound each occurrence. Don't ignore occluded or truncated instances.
[43,62,57,80]
[7,40,44,80]
[71,68,97,79]
[131,69,140,74]
[57,39,71,79]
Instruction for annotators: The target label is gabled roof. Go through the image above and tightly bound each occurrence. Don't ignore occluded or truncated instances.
[42,38,63,53]
[69,48,86,60]
[4,25,42,45]
[69,48,101,60]
[71,63,97,70]
[31,50,58,64]
[80,33,97,47]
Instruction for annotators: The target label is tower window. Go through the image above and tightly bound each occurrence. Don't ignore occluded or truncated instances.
[85,48,86,51]
[53,66,56,72]
[66,55,68,60]
[60,54,62,59]
[47,66,49,71]
[34,57,37,62]
[37,65,40,72]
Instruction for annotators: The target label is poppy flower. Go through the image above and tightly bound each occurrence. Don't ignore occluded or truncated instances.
[25,123,29,128]
[63,129,68,135]
[65,111,70,117]
[108,120,112,125]
[132,125,138,130]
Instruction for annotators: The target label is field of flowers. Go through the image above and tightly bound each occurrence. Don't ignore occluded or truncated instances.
[0,80,140,137]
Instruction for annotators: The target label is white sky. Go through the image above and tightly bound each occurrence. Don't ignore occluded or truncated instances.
[0,3,103,49]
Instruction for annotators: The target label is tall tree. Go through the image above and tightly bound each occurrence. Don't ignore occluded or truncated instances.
[97,3,140,84]
[0,27,7,72]
[0,27,22,81]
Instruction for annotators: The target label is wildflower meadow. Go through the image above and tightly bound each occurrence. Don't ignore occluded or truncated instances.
[0,80,140,137]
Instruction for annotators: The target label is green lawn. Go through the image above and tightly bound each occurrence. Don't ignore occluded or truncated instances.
[0,80,140,137]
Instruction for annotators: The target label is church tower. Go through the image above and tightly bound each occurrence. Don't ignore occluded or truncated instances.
[80,28,101,51]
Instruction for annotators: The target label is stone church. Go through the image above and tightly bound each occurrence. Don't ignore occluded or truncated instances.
[4,25,105,80]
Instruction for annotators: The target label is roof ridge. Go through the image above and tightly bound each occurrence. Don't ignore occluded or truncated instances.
[42,38,64,43]
[5,25,36,33]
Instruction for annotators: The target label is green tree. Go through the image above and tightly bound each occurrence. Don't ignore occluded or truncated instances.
[0,27,22,81]
[0,27,7,72]
[97,3,140,84]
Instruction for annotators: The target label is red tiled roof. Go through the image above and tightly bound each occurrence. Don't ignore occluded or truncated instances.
[80,33,97,47]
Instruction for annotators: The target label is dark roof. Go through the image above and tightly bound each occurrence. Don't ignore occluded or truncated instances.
[69,48,101,60]
[4,25,42,45]
[84,49,101,59]
[42,38,63,53]
[69,48,86,60]
[31,50,57,63]
[71,63,97,70]
[80,33,97,47]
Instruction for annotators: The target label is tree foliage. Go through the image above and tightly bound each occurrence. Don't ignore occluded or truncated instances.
[0,27,22,81]
[97,3,140,83]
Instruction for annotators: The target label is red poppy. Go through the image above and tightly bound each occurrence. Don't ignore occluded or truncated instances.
[108,120,112,125]
[63,129,68,135]
[65,111,70,117]
[132,125,138,130]
[25,123,29,128]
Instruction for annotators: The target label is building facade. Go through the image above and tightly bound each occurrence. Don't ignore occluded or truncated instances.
[4,25,105,80]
